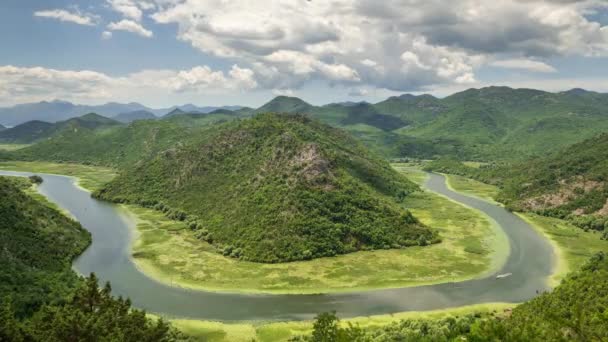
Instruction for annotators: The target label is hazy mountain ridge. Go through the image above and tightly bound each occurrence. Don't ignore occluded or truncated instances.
[0,100,245,126]
[113,110,157,123]
[0,113,121,144]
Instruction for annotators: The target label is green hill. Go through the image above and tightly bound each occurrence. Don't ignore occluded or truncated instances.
[0,121,55,143]
[426,133,608,232]
[94,113,436,263]
[497,134,608,223]
[13,119,204,168]
[0,113,121,144]
[373,94,446,124]
[0,176,90,317]
[400,86,608,159]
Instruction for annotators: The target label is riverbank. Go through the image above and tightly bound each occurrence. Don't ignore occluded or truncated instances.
[0,161,116,191]
[162,303,514,342]
[441,172,608,287]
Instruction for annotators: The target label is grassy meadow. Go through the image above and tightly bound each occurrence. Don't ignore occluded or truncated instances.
[0,161,116,191]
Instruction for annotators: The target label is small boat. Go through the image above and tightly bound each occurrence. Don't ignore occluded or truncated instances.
[496,273,512,279]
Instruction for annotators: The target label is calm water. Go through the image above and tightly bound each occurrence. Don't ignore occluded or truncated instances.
[0,170,554,321]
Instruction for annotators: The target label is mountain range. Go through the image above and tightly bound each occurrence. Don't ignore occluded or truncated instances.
[0,113,121,144]
[3,86,608,161]
[0,100,244,126]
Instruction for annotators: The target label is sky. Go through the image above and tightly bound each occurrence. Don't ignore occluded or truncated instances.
[1,0,608,108]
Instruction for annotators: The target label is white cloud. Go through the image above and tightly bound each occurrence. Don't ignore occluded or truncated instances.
[0,65,114,105]
[490,58,557,73]
[34,9,97,26]
[148,0,608,92]
[0,65,259,106]
[107,20,153,38]
[106,0,143,21]
[101,31,113,40]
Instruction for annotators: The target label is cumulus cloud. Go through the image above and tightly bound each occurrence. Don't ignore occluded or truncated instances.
[107,19,153,37]
[169,65,258,92]
[0,65,259,106]
[0,65,114,104]
[106,0,146,21]
[34,8,97,26]
[147,0,608,92]
[490,58,557,73]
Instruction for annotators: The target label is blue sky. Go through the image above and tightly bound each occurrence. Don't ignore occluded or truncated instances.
[1,0,608,108]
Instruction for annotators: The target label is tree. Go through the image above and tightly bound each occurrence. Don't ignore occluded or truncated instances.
[0,298,24,342]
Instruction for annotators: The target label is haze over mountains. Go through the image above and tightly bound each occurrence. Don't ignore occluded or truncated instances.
[0,100,244,126]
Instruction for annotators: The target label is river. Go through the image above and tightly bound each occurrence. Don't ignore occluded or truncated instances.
[0,170,554,321]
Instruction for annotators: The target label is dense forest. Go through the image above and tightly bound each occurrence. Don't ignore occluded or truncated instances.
[94,113,437,263]
[298,252,608,341]
[0,274,183,342]
[0,176,182,341]
[0,176,90,317]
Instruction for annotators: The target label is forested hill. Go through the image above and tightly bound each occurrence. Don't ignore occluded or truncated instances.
[498,133,608,229]
[94,113,437,263]
[426,133,608,232]
[0,176,90,317]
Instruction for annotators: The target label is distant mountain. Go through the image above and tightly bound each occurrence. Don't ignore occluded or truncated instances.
[254,96,410,132]
[113,110,157,123]
[163,108,187,117]
[0,101,245,127]
[0,113,121,144]
[13,113,238,167]
[0,124,5,131]
[255,96,313,114]
[373,94,445,125]
[340,103,409,131]
[0,100,149,126]
[153,105,245,116]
